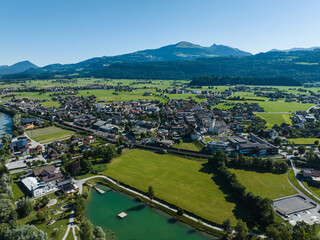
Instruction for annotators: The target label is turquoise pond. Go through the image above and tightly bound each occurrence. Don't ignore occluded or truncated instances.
[86,184,219,240]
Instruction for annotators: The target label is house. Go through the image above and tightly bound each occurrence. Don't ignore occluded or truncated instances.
[84,136,95,144]
[20,165,64,197]
[10,139,30,154]
[57,178,78,194]
[21,118,42,129]
[302,169,320,185]
[206,141,228,151]
[99,124,119,133]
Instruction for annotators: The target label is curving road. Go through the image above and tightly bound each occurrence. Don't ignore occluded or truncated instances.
[289,160,320,202]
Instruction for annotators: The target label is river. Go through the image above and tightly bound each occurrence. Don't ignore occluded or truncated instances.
[86,184,219,240]
[0,112,12,139]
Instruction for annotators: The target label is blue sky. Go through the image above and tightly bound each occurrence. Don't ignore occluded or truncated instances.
[0,0,319,66]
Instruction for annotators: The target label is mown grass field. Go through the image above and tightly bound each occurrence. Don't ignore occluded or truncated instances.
[255,112,292,128]
[287,138,320,145]
[26,126,74,143]
[230,169,297,199]
[41,101,60,108]
[172,140,203,151]
[102,149,295,224]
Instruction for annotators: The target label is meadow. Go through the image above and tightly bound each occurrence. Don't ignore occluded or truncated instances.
[287,138,320,145]
[103,149,295,224]
[26,126,74,143]
[172,140,203,151]
[230,169,296,199]
[255,112,292,128]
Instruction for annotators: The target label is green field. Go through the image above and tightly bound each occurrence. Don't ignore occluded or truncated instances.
[255,112,292,128]
[230,169,297,199]
[172,140,203,151]
[302,182,320,199]
[26,126,74,143]
[287,138,320,145]
[102,149,295,224]
[41,101,60,108]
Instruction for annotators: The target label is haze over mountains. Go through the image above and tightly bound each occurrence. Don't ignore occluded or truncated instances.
[2,42,320,83]
[0,42,251,75]
[269,46,320,52]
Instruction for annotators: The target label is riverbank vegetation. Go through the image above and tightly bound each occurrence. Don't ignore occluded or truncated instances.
[0,134,48,239]
[0,105,24,136]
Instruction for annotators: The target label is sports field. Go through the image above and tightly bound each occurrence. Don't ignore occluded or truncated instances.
[26,126,74,143]
[103,149,295,224]
[255,112,292,128]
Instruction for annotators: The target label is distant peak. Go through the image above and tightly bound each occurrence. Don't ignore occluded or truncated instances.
[174,41,199,48]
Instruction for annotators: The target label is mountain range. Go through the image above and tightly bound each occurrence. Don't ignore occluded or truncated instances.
[0,61,38,75]
[0,42,251,75]
[269,46,320,52]
[2,42,320,83]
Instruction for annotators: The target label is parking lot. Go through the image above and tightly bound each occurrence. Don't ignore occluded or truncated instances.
[274,194,320,225]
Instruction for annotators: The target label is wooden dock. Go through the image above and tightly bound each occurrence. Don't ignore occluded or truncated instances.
[93,186,105,194]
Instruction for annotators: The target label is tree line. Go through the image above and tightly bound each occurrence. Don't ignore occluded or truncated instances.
[209,151,275,230]
[0,106,24,137]
[228,154,288,174]
[0,134,47,239]
[189,75,302,87]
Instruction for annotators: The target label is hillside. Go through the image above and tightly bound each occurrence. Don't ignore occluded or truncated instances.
[0,60,38,75]
[3,45,320,83]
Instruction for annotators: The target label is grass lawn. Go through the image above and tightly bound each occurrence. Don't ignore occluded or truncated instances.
[11,173,28,201]
[173,140,203,151]
[302,181,320,199]
[287,138,320,145]
[26,126,74,143]
[102,149,237,224]
[287,170,320,204]
[41,101,60,108]
[102,149,297,224]
[255,112,292,128]
[17,194,72,240]
[230,169,297,199]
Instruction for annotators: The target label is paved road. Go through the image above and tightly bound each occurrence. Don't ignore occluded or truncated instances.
[6,133,47,170]
[62,206,77,240]
[289,160,320,202]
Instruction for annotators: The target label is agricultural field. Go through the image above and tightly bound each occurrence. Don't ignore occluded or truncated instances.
[255,112,292,128]
[26,126,74,143]
[287,138,320,145]
[103,149,296,224]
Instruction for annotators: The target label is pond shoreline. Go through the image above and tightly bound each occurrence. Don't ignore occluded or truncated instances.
[83,176,224,239]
